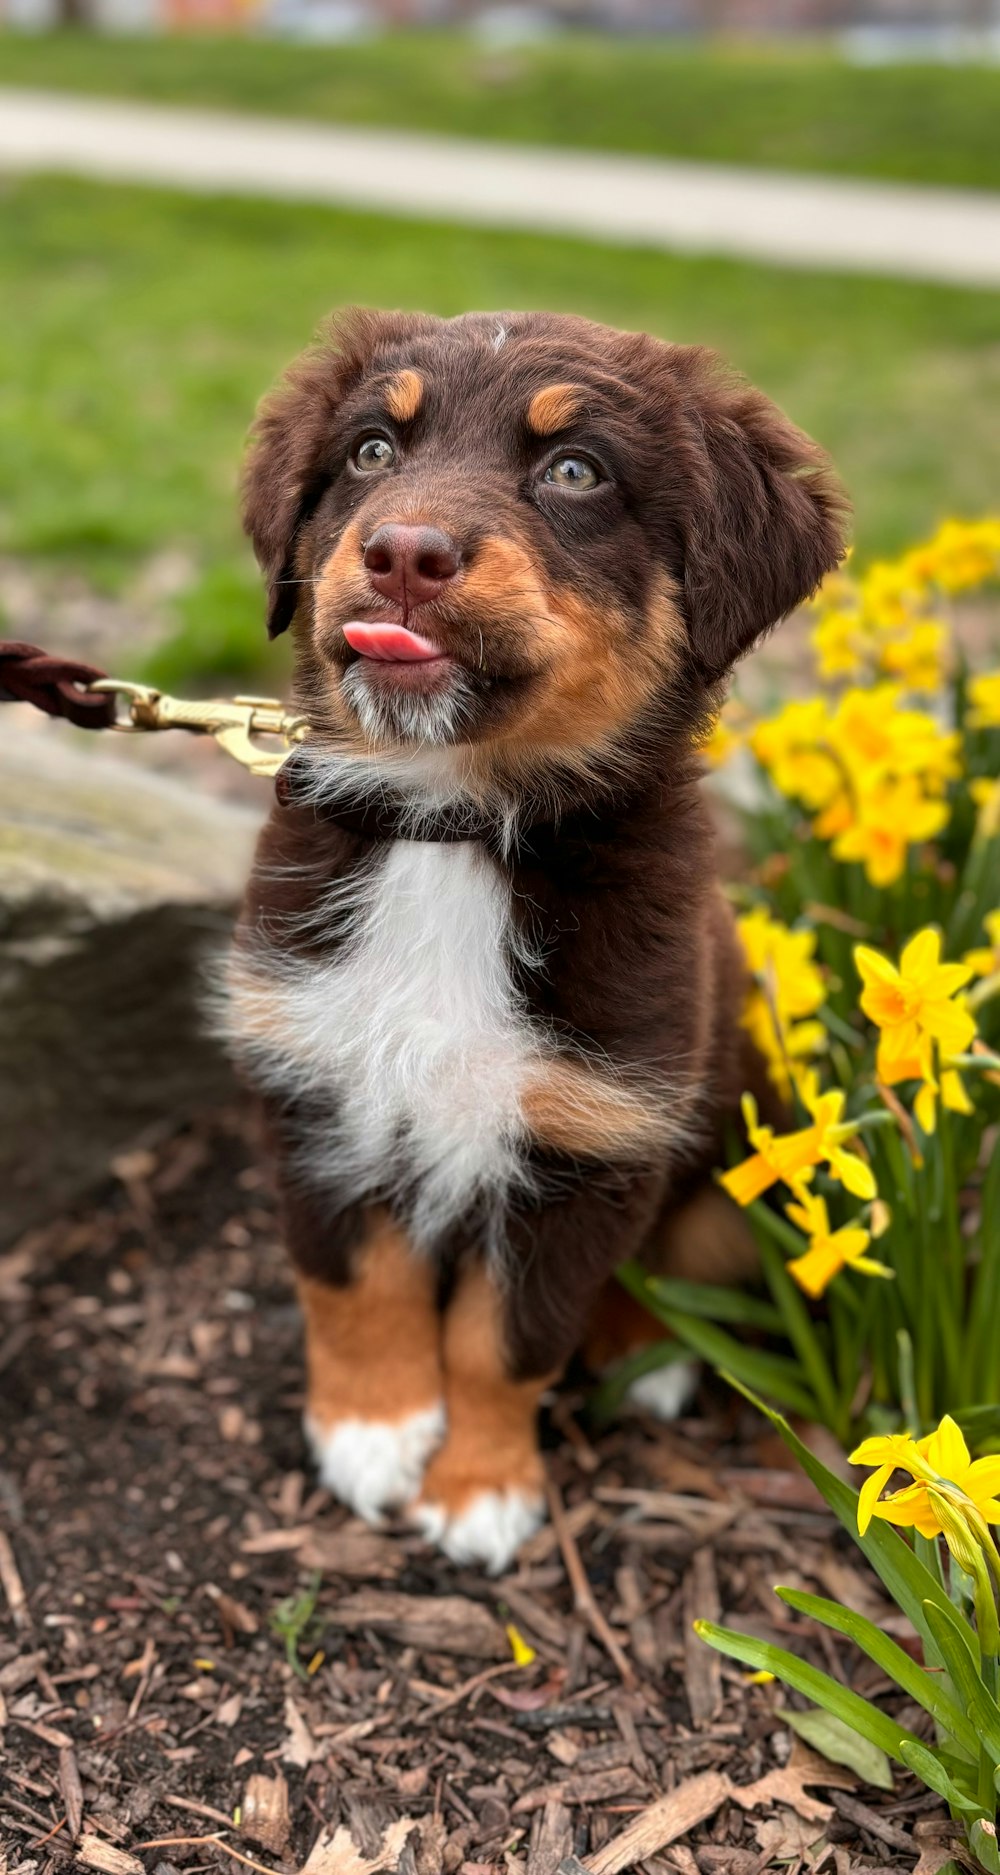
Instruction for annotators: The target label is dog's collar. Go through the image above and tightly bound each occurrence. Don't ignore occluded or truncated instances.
[275,755,529,853]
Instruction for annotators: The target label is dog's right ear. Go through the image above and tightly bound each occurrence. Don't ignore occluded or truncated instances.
[242,308,439,638]
[241,336,350,639]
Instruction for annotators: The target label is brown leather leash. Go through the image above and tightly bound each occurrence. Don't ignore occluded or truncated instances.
[0,640,116,730]
[0,638,528,850]
[0,639,308,777]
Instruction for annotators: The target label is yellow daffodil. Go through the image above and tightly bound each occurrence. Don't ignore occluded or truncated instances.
[750,699,841,811]
[811,607,866,681]
[883,1029,976,1133]
[851,1415,1000,1541]
[702,712,741,768]
[967,670,1000,732]
[855,929,976,1084]
[964,910,1000,979]
[737,908,826,1098]
[912,1055,973,1135]
[831,774,950,888]
[857,561,923,631]
[970,776,1000,840]
[876,619,948,692]
[904,518,1000,595]
[784,1191,891,1299]
[848,1432,923,1534]
[829,687,961,795]
[721,1079,876,1209]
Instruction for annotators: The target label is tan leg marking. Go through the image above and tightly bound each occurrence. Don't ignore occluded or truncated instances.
[412,1259,554,1573]
[300,1211,445,1522]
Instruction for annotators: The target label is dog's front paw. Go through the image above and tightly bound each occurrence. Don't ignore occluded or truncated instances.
[411,1450,546,1575]
[306,1404,446,1525]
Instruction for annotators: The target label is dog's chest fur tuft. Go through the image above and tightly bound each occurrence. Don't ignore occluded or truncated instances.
[230,841,546,1243]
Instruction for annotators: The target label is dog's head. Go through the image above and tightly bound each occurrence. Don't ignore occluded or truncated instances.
[244,308,848,798]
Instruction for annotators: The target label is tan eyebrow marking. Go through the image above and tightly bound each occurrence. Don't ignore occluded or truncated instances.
[384,369,424,424]
[527,383,583,435]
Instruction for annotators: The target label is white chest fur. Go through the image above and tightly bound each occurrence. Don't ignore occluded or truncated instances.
[230,841,545,1244]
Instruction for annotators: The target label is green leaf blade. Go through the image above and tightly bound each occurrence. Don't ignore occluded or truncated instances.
[776,1586,979,1761]
[694,1619,924,1764]
[923,1603,1000,1762]
[778,1706,894,1790]
[898,1741,983,1815]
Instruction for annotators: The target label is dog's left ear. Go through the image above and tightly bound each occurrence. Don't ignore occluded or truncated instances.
[676,359,850,681]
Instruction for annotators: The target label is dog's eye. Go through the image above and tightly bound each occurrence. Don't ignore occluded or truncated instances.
[353,436,396,473]
[543,455,600,491]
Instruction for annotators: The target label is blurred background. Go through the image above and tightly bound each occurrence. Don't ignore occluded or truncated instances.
[0,5,998,693]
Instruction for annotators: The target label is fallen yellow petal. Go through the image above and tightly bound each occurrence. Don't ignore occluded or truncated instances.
[506,1623,537,1668]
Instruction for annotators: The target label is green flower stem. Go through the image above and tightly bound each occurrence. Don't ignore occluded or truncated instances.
[969,1147,1000,1400]
[897,1330,921,1437]
[756,1234,845,1441]
[851,1108,901,1133]
[948,830,1000,955]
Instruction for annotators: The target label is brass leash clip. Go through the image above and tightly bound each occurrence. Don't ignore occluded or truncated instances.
[88,679,309,778]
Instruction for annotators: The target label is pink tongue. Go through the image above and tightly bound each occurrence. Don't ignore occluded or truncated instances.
[343,621,443,663]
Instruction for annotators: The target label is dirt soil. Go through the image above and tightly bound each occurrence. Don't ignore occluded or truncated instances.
[0,1106,957,1875]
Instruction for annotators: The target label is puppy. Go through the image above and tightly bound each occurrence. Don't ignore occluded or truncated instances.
[228,308,848,1574]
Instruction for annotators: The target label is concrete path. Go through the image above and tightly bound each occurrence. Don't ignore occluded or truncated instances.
[2,85,999,288]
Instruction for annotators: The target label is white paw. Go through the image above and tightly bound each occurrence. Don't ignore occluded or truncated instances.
[413,1485,546,1575]
[305,1404,445,1524]
[624,1359,699,1421]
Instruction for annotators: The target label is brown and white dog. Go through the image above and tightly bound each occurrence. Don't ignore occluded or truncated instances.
[227,307,848,1574]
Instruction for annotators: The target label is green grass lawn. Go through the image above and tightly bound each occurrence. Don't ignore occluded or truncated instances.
[2,31,999,191]
[2,174,998,686]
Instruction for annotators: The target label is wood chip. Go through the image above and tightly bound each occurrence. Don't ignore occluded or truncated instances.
[300,1816,418,1874]
[299,1527,404,1578]
[682,1548,722,1725]
[829,1790,913,1853]
[754,1811,824,1861]
[284,1695,326,1767]
[0,1651,43,1691]
[215,1691,245,1728]
[13,1714,76,1749]
[164,1793,235,1827]
[75,1836,145,1875]
[730,1753,841,1826]
[595,1490,737,1540]
[0,1530,29,1629]
[515,1766,640,1815]
[528,1800,573,1875]
[59,1744,84,1839]
[323,1591,506,1660]
[500,1583,570,1653]
[242,1773,291,1856]
[913,1818,960,1875]
[206,1583,260,1635]
[546,1477,635,1690]
[584,1772,731,1875]
[240,1526,312,1555]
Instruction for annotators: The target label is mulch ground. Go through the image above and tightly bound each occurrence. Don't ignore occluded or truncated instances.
[0,1106,956,1875]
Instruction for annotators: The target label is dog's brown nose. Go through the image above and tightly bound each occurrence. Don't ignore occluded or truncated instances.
[363,524,462,608]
